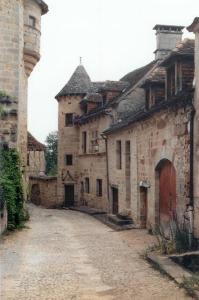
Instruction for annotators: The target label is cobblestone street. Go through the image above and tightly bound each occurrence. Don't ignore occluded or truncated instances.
[0,205,191,300]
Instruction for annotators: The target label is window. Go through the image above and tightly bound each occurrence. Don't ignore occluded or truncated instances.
[90,130,99,153]
[27,153,30,166]
[82,131,87,153]
[65,113,73,126]
[85,177,90,193]
[176,62,182,93]
[116,140,122,169]
[29,16,36,28]
[65,154,73,166]
[96,179,102,197]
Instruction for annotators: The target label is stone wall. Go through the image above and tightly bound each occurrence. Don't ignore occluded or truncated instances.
[107,105,191,228]
[57,95,82,205]
[77,115,111,211]
[29,176,58,208]
[0,0,45,166]
[27,150,45,177]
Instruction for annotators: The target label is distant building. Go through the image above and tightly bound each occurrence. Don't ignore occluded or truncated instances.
[27,132,46,177]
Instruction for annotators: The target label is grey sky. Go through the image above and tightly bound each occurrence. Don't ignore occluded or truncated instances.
[28,0,197,143]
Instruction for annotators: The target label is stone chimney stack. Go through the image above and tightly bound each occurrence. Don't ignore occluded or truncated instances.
[153,24,184,60]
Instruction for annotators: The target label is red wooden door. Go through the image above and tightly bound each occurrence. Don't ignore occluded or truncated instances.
[159,160,176,226]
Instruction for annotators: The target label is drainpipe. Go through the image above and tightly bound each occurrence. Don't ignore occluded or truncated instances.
[101,134,110,214]
[187,104,195,248]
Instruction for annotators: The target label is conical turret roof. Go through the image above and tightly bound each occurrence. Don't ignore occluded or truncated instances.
[56,65,93,98]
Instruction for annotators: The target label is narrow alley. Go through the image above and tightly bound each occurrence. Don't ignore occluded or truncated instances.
[0,205,191,300]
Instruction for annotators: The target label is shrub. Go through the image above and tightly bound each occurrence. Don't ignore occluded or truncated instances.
[0,148,26,230]
[153,218,191,255]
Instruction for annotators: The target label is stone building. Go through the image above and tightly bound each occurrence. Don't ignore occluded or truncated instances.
[104,38,194,231]
[56,22,198,238]
[27,132,46,177]
[0,0,48,164]
[0,0,48,232]
[187,18,199,238]
[55,65,128,210]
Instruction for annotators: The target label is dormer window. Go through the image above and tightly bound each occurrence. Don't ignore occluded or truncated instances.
[29,16,36,28]
[166,62,182,98]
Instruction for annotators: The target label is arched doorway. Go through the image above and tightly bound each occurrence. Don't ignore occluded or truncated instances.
[30,184,41,206]
[156,159,176,227]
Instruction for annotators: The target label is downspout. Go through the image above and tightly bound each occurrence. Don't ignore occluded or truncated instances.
[102,134,110,214]
[187,103,195,247]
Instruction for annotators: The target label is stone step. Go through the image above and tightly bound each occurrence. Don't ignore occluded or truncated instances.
[108,214,133,226]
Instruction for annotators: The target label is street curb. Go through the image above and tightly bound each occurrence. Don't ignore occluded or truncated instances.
[146,252,199,299]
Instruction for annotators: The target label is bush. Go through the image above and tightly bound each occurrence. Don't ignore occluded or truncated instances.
[153,218,191,255]
[0,148,26,229]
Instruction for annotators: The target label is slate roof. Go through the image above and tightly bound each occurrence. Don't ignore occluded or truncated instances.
[34,0,48,15]
[28,132,46,151]
[120,61,157,92]
[141,66,166,87]
[103,89,194,135]
[99,81,129,92]
[82,93,103,103]
[161,39,194,66]
[56,65,93,99]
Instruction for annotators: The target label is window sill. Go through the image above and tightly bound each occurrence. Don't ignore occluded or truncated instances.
[78,152,106,157]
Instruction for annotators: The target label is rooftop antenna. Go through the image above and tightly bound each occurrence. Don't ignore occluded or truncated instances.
[79,56,82,65]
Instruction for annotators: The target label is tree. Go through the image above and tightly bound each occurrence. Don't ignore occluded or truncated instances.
[45,131,58,175]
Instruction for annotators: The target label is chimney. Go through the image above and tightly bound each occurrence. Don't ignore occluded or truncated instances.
[153,24,184,60]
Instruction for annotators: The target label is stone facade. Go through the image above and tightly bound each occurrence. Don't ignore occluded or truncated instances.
[56,66,126,210]
[188,18,199,238]
[0,0,48,233]
[27,132,46,177]
[106,106,192,228]
[29,176,57,208]
[0,0,48,165]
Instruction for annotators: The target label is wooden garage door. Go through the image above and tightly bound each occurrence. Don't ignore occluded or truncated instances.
[159,160,176,226]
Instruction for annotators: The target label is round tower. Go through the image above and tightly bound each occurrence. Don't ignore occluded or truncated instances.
[55,65,93,206]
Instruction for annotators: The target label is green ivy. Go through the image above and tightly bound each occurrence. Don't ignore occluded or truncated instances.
[0,148,26,230]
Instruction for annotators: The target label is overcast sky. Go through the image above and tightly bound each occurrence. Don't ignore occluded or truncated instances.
[28,0,197,143]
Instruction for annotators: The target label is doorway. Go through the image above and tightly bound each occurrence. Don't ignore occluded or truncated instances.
[112,187,119,215]
[158,159,176,226]
[30,184,41,206]
[64,184,75,207]
[140,187,148,228]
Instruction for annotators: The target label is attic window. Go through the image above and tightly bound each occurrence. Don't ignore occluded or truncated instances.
[29,16,36,28]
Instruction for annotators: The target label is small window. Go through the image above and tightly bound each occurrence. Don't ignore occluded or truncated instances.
[65,154,73,166]
[116,140,122,169]
[27,153,30,166]
[85,177,90,193]
[96,179,102,197]
[29,16,36,28]
[65,113,73,126]
[82,131,87,153]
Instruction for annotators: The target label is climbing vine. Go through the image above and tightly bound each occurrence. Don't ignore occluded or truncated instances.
[0,148,26,230]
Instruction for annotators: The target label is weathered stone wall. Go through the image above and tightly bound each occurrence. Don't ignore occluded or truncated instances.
[0,0,44,167]
[77,115,111,211]
[29,176,57,208]
[57,95,82,206]
[107,106,191,228]
[27,150,45,177]
[193,26,199,238]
